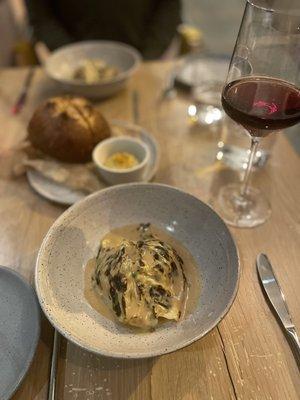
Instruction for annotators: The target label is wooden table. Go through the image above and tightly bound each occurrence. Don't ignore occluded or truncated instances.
[0,62,299,400]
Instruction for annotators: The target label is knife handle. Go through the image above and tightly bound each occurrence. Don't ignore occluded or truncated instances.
[286,327,300,370]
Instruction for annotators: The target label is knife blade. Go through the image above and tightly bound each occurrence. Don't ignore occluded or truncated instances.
[257,253,300,368]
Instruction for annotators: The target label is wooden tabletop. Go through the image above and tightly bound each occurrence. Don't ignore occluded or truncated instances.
[0,62,299,400]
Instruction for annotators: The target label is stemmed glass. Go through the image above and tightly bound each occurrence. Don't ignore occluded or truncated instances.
[216,0,300,228]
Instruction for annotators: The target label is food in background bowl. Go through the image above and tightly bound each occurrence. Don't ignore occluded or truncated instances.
[27,96,111,163]
[73,59,119,84]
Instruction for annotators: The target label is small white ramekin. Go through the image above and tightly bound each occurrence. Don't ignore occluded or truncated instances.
[92,136,150,185]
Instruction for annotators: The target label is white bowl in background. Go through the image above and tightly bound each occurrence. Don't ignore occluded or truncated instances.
[92,136,150,185]
[45,41,141,99]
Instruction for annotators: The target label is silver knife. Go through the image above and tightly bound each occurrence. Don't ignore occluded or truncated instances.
[257,253,300,369]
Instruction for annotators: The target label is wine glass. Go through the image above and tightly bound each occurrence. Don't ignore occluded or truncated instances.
[216,0,300,228]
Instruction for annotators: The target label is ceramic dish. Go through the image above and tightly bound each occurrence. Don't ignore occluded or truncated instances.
[35,183,239,358]
[0,266,40,400]
[175,55,229,90]
[27,169,95,206]
[45,41,141,99]
[175,54,252,91]
[26,120,159,206]
[93,136,150,185]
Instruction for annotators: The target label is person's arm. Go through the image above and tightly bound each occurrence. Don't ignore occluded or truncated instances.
[25,0,73,50]
[142,0,181,59]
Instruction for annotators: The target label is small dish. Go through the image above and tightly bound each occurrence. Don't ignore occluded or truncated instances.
[92,136,150,185]
[26,120,159,206]
[0,266,40,400]
[35,183,239,359]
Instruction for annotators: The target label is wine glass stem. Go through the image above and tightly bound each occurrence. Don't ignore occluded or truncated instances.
[240,137,260,196]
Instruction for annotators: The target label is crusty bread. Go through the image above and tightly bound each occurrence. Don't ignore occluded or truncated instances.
[27,96,111,163]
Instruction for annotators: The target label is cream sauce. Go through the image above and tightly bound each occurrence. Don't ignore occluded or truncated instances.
[84,224,201,325]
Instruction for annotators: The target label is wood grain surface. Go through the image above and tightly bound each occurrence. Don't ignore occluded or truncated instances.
[0,62,299,400]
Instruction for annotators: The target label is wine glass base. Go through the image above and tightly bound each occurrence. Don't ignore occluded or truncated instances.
[216,183,271,228]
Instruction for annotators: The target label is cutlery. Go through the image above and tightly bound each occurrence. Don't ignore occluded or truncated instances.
[161,77,177,100]
[132,90,140,124]
[11,68,35,115]
[34,41,51,65]
[160,67,178,100]
[48,329,60,400]
[257,253,300,369]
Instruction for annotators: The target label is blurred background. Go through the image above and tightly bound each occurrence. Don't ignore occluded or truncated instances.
[0,0,298,150]
[0,0,244,66]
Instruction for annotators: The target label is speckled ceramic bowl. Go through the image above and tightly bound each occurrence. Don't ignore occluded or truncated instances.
[35,183,239,358]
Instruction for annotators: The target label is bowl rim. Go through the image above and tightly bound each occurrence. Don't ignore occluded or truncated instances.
[45,40,142,87]
[35,182,240,359]
[92,135,150,174]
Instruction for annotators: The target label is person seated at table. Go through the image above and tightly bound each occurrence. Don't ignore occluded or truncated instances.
[24,0,181,60]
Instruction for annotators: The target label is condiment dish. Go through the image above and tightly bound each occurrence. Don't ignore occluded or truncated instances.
[92,136,150,185]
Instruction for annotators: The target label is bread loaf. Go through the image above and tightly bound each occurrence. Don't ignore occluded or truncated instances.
[27,96,111,163]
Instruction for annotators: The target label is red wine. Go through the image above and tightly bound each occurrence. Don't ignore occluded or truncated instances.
[222,77,300,137]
